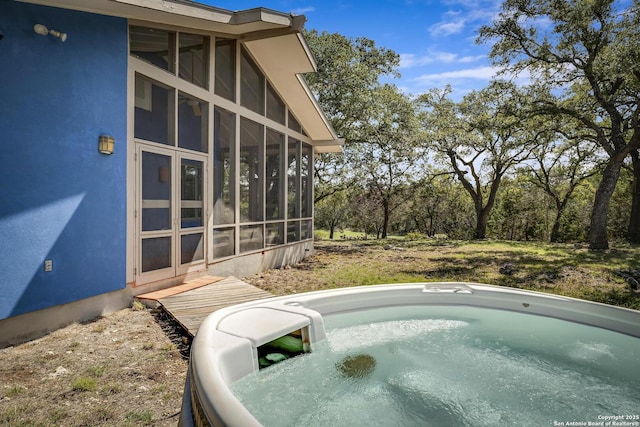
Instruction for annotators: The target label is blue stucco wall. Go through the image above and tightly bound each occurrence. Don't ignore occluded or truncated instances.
[0,0,128,319]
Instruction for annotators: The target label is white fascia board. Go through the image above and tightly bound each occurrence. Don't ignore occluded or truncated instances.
[296,74,339,141]
[313,140,345,153]
[233,8,292,27]
[296,32,317,73]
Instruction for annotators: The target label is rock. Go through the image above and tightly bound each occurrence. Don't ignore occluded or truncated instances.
[614,269,640,290]
[336,354,376,379]
[48,366,69,379]
[499,263,517,275]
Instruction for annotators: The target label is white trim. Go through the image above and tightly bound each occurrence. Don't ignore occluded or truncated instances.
[181,200,204,209]
[126,59,136,284]
[134,76,152,111]
[177,152,208,276]
[234,89,242,257]
[133,142,209,284]
[136,143,176,285]
[142,199,171,209]
[130,56,211,102]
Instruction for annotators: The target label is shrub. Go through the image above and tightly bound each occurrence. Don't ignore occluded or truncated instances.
[72,376,96,392]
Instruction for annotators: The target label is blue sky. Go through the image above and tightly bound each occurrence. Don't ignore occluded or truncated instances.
[204,0,504,98]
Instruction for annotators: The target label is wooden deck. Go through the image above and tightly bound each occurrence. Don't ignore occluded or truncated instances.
[136,276,273,336]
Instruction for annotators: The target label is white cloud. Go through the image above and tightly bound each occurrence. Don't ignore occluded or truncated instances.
[399,54,426,68]
[400,51,457,68]
[434,51,459,63]
[429,19,466,36]
[413,66,535,91]
[428,0,502,38]
[413,66,498,85]
[458,55,486,63]
[291,6,315,15]
[400,51,484,69]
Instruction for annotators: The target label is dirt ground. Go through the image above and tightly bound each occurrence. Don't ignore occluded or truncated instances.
[0,306,189,426]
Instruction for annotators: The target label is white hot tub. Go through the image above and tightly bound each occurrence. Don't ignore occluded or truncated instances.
[179,283,640,427]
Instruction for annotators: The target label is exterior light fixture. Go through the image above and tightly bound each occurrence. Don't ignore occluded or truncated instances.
[98,135,115,155]
[34,24,67,42]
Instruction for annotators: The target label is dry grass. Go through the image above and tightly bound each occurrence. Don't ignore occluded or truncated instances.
[0,308,187,426]
[246,239,640,310]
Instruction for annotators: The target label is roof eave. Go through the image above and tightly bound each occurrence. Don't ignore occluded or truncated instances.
[245,36,342,152]
[17,0,298,34]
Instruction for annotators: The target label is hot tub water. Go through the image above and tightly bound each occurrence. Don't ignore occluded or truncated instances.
[231,306,640,427]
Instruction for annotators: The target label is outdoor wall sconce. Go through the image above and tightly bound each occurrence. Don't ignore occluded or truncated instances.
[34,24,67,42]
[98,135,115,155]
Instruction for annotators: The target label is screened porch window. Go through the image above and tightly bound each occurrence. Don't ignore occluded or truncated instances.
[240,224,264,252]
[267,83,286,125]
[266,129,284,220]
[130,24,321,275]
[178,92,208,153]
[240,118,264,223]
[215,39,236,101]
[266,223,284,247]
[135,74,175,146]
[288,111,302,133]
[130,26,175,73]
[288,139,300,219]
[213,107,235,225]
[179,33,209,89]
[301,143,313,218]
[240,47,265,115]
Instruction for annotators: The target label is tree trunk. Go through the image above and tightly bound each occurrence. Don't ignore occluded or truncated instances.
[474,173,502,240]
[381,202,390,239]
[474,180,501,239]
[550,196,567,243]
[550,209,563,243]
[475,207,489,239]
[429,214,434,237]
[628,149,640,244]
[589,156,625,250]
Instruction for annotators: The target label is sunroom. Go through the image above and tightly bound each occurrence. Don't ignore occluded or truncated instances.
[127,20,341,285]
[0,0,341,346]
[105,0,344,286]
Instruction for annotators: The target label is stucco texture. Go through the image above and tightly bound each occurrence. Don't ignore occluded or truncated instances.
[0,0,128,319]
